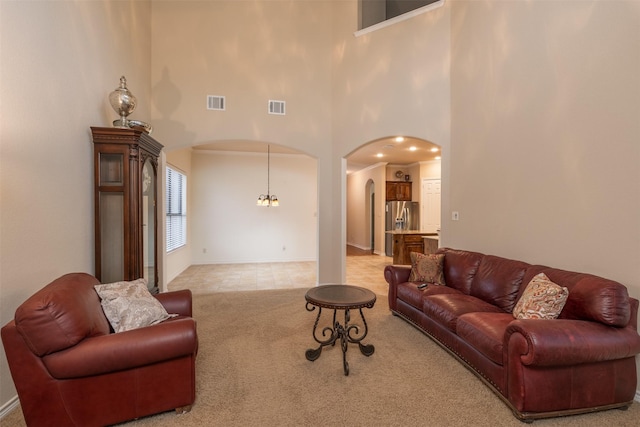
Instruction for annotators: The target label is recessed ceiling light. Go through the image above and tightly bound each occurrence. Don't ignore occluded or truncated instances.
[409,146,417,151]
[435,156,441,160]
[376,153,383,158]
[430,147,439,152]
[395,136,404,143]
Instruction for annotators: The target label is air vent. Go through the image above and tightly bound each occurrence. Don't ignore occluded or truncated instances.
[207,95,225,111]
[268,100,286,115]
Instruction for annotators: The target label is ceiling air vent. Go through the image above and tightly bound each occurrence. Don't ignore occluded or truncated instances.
[207,95,225,111]
[268,100,286,115]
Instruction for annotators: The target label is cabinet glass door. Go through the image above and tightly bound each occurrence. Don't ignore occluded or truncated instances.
[142,159,156,292]
[99,192,124,283]
[99,152,124,283]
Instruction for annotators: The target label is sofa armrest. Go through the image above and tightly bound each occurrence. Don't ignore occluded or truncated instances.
[155,289,193,317]
[384,265,412,311]
[506,319,640,367]
[384,265,412,286]
[42,317,197,379]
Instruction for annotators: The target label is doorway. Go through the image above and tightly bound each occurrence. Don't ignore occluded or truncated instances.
[421,178,441,233]
[366,179,375,254]
[369,182,376,253]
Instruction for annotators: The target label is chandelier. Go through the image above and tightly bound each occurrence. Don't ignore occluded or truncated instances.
[257,145,279,207]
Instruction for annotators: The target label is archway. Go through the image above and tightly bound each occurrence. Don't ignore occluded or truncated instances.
[345,135,442,275]
[163,140,319,287]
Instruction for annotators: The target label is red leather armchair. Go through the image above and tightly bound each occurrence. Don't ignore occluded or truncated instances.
[1,273,198,427]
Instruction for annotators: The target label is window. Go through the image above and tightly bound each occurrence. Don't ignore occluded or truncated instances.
[166,166,186,252]
[358,0,443,34]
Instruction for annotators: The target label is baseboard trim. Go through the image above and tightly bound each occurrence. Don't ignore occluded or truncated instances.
[346,242,371,251]
[635,390,640,403]
[0,395,19,420]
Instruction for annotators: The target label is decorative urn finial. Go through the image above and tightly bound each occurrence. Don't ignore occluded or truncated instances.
[109,75,137,127]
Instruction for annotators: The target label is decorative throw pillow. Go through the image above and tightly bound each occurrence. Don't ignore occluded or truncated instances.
[94,278,174,332]
[513,273,569,320]
[408,252,446,286]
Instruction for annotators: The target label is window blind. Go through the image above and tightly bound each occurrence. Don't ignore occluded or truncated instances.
[166,166,186,252]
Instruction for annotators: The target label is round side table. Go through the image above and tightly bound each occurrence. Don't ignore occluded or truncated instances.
[304,284,376,375]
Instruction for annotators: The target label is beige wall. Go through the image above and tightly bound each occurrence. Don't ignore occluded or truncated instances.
[347,163,387,253]
[0,0,152,410]
[448,1,640,294]
[149,0,342,281]
[334,0,451,273]
[331,1,451,157]
[420,160,441,181]
[449,0,640,387]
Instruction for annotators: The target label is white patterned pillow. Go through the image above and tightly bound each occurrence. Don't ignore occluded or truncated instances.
[513,273,569,320]
[94,278,173,332]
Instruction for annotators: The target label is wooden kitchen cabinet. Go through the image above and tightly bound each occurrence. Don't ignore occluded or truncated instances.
[391,232,429,265]
[91,126,163,293]
[423,236,439,255]
[386,181,412,201]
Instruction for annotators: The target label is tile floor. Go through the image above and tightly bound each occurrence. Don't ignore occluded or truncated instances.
[167,247,393,296]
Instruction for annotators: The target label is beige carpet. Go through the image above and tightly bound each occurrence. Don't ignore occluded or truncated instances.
[4,288,640,426]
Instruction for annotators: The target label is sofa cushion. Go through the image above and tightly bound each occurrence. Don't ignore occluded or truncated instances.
[526,268,632,327]
[408,252,446,285]
[397,282,462,310]
[469,255,529,313]
[423,294,504,332]
[560,274,630,327]
[14,273,110,357]
[457,312,514,366]
[513,273,569,320]
[437,248,483,294]
[94,279,173,333]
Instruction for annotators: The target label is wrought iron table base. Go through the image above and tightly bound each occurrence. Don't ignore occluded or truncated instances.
[305,304,375,376]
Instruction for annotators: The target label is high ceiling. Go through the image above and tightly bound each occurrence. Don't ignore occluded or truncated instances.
[192,136,441,174]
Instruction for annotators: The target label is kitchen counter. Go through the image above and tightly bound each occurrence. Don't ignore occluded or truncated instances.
[386,231,437,265]
[385,230,437,235]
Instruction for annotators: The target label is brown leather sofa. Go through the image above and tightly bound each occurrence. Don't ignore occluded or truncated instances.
[1,273,198,427]
[385,248,640,421]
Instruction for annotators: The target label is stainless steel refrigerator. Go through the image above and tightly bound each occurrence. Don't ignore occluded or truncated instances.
[385,201,420,256]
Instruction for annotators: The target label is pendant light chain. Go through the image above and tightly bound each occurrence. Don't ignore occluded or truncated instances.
[257,144,279,207]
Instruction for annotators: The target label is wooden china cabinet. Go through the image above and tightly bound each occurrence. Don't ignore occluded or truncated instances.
[91,126,163,293]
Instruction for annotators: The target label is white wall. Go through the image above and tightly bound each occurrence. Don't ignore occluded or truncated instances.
[0,0,152,411]
[190,150,317,264]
